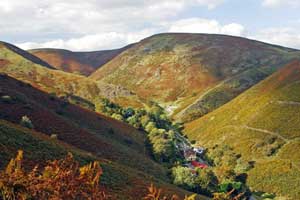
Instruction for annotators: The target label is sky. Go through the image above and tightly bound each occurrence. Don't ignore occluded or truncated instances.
[1,0,300,51]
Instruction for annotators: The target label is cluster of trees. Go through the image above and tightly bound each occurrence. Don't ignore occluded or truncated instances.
[98,99,184,164]
[171,144,253,199]
[96,99,264,199]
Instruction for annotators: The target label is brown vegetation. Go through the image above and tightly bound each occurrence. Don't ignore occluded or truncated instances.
[0,150,107,200]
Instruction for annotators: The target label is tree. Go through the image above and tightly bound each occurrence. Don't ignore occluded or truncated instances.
[145,122,156,133]
[172,166,196,190]
[152,137,174,162]
[141,115,151,128]
[127,115,141,129]
[123,107,135,118]
[111,113,124,121]
[194,168,218,194]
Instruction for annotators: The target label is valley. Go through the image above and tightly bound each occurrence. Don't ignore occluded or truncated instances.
[0,33,300,200]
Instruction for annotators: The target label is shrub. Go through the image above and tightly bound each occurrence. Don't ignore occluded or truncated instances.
[50,134,58,139]
[20,115,34,129]
[0,150,107,200]
[144,184,197,200]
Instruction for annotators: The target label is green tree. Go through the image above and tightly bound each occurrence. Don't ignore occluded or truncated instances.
[127,115,141,129]
[111,113,124,121]
[172,166,196,189]
[195,168,218,194]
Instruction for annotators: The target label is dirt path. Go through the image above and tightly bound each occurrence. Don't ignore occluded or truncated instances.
[224,125,290,142]
[277,100,300,106]
[240,125,289,142]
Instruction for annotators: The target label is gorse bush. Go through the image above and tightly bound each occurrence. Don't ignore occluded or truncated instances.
[0,150,107,200]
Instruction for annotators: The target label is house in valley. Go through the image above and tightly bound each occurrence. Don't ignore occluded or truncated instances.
[183,149,197,161]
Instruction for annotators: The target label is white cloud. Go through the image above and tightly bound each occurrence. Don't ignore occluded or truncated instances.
[262,0,300,8]
[16,17,247,51]
[195,0,224,9]
[168,18,245,36]
[0,0,226,50]
[252,27,300,49]
[17,30,157,51]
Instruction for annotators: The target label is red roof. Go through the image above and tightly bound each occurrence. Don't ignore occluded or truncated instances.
[191,161,208,169]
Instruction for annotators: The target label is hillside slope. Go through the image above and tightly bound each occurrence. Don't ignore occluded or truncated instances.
[90,33,300,122]
[29,45,131,76]
[0,74,197,199]
[185,61,300,198]
[0,119,194,199]
[0,42,143,109]
[1,41,54,69]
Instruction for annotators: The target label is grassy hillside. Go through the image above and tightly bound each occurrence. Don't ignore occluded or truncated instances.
[185,61,300,199]
[0,120,196,200]
[1,41,54,69]
[29,45,131,76]
[90,33,300,122]
[0,42,144,109]
[0,74,199,199]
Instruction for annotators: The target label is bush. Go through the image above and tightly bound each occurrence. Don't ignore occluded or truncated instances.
[20,115,34,129]
[144,184,197,200]
[0,150,107,200]
[50,134,58,139]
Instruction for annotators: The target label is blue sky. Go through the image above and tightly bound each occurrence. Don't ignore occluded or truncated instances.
[0,0,300,51]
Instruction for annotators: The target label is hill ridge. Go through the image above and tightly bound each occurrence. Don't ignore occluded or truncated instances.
[0,41,55,69]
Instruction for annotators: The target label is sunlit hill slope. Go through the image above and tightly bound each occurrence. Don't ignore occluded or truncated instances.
[29,45,131,76]
[90,33,300,122]
[185,61,300,198]
[0,74,193,199]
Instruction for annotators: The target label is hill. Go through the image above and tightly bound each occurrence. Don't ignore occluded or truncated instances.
[184,61,300,199]
[1,41,54,69]
[29,45,131,76]
[0,74,196,199]
[90,33,300,122]
[0,41,143,109]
